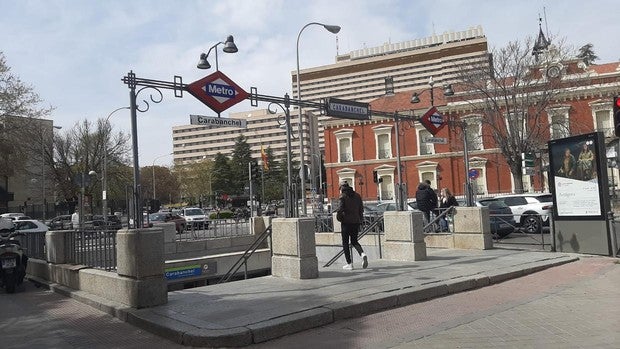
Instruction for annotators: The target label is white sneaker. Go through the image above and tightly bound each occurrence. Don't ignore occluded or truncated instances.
[343,264,353,270]
[362,253,368,269]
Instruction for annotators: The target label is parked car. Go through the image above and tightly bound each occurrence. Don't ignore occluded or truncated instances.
[476,198,517,238]
[0,213,26,219]
[494,193,553,234]
[83,215,123,231]
[13,219,49,234]
[180,207,209,229]
[46,215,73,230]
[149,212,186,234]
[376,202,418,212]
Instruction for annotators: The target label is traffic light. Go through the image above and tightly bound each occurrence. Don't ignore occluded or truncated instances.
[522,152,535,175]
[614,95,620,137]
[250,161,259,180]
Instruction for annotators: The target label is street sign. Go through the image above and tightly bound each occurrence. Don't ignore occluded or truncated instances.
[420,106,446,136]
[190,114,247,128]
[326,97,370,120]
[186,71,249,114]
[424,137,447,144]
[468,168,479,179]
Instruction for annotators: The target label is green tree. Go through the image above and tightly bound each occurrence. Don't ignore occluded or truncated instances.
[230,134,252,194]
[142,164,180,205]
[577,43,598,66]
[173,159,212,206]
[211,153,232,203]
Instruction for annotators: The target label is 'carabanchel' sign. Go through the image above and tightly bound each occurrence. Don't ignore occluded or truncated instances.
[190,114,247,129]
[326,97,370,120]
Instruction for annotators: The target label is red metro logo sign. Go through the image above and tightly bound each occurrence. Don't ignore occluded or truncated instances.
[420,106,446,136]
[186,71,249,114]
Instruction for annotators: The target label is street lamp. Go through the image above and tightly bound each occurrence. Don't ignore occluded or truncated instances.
[296,22,340,216]
[197,35,238,71]
[79,170,97,230]
[40,125,62,221]
[410,77,474,207]
[152,152,173,201]
[102,106,130,226]
[270,94,295,217]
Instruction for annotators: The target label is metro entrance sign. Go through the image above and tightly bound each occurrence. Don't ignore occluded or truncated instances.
[420,106,446,136]
[186,71,249,114]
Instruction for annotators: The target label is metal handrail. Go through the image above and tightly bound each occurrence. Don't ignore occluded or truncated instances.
[424,206,455,232]
[323,215,384,268]
[218,224,272,284]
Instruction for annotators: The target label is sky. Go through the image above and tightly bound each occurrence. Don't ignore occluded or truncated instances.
[1,0,618,167]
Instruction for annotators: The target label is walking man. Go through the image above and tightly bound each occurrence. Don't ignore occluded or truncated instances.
[415,180,438,230]
[336,181,368,270]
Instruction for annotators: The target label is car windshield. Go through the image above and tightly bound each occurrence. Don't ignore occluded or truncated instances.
[149,213,167,221]
[478,199,510,209]
[536,194,553,203]
[185,208,204,216]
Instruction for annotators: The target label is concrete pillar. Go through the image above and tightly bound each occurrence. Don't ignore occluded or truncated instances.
[116,227,167,308]
[452,206,493,249]
[46,230,68,264]
[383,211,427,261]
[271,217,318,279]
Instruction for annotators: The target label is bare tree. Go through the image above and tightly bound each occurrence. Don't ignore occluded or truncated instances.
[0,52,53,182]
[452,36,578,192]
[51,119,131,210]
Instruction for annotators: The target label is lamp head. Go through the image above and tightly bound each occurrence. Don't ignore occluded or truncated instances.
[443,84,454,96]
[222,35,238,53]
[88,170,97,176]
[197,53,211,69]
[410,93,420,104]
[323,25,341,34]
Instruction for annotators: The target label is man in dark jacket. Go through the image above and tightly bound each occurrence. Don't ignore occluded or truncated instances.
[415,180,438,228]
[336,181,368,270]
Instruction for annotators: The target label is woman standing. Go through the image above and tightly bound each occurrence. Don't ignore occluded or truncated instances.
[438,188,458,232]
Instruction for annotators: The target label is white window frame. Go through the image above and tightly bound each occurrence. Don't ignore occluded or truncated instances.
[372,125,393,160]
[336,167,357,192]
[416,161,439,189]
[590,101,613,138]
[463,115,483,151]
[469,157,488,196]
[546,105,570,140]
[334,129,354,163]
[375,165,396,201]
[416,125,434,156]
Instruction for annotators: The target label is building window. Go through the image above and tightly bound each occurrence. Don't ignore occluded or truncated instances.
[590,101,612,137]
[416,127,434,155]
[464,116,483,151]
[373,125,393,159]
[416,161,439,192]
[336,168,357,192]
[334,129,354,163]
[469,157,488,196]
[547,105,570,140]
[375,165,396,201]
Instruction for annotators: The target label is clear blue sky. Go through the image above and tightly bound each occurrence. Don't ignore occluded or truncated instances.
[1,0,617,166]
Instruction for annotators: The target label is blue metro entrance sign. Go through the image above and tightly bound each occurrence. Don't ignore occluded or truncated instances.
[186,71,249,114]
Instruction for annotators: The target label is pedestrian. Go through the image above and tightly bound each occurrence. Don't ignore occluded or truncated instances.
[71,209,79,229]
[415,180,438,229]
[438,188,458,232]
[336,180,368,270]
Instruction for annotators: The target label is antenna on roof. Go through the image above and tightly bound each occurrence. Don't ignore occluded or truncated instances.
[336,35,339,56]
[543,6,550,40]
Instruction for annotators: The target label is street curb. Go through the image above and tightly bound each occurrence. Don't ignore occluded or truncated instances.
[27,254,580,347]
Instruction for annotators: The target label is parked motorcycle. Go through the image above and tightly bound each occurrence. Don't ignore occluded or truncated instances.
[0,218,27,293]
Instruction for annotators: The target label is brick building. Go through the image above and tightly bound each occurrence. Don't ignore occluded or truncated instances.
[323,60,620,203]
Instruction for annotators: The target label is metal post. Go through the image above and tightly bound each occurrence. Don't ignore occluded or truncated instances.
[608,211,617,257]
[80,172,84,230]
[129,86,142,229]
[103,107,128,227]
[394,113,404,211]
[248,162,254,218]
[462,120,474,206]
[284,94,294,218]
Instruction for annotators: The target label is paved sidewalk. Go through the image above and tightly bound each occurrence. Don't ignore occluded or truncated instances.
[249,255,619,349]
[34,248,580,347]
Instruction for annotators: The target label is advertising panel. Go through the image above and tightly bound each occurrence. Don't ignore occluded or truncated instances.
[548,132,607,220]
